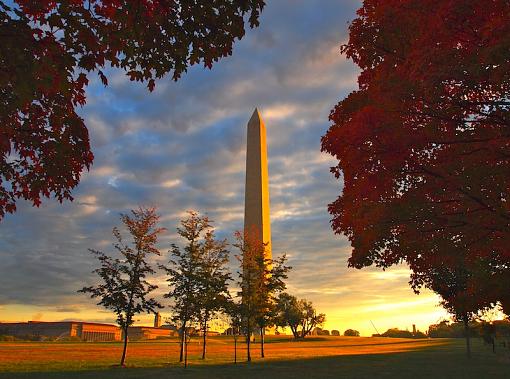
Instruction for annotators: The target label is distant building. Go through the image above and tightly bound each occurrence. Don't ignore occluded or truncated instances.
[0,321,121,341]
[126,326,175,340]
[160,324,178,332]
[154,312,162,328]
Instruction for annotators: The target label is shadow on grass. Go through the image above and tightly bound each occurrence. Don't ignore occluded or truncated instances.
[1,340,508,379]
[264,337,436,349]
[262,336,329,343]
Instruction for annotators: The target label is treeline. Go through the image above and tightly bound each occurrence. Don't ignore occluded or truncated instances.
[373,328,427,339]
[428,320,510,341]
[370,320,510,348]
[79,207,326,367]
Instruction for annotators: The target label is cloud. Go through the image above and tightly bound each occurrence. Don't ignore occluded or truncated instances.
[54,306,82,314]
[0,0,448,335]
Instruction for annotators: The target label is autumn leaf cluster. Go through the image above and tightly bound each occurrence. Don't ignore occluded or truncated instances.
[0,0,264,218]
[322,0,510,317]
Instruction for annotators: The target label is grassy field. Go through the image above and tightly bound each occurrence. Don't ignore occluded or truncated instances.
[0,336,508,378]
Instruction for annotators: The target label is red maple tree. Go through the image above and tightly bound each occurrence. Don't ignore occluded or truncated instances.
[321,0,510,312]
[0,0,265,218]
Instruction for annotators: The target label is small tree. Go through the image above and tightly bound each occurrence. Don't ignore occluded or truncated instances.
[274,293,302,338]
[255,253,290,358]
[160,211,230,362]
[160,211,207,362]
[234,229,264,363]
[275,293,326,339]
[79,207,163,366]
[226,300,243,364]
[234,229,290,361]
[344,329,360,337]
[196,229,231,359]
[411,253,496,357]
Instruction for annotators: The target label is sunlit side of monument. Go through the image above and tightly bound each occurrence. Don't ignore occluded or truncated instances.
[244,108,272,260]
[243,108,275,341]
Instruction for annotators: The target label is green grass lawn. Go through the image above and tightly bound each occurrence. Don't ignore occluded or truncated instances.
[0,337,509,378]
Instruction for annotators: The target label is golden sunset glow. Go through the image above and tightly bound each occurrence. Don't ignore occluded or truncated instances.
[2,0,509,377]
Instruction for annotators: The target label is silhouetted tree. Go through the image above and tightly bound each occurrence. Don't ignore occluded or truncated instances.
[480,322,496,353]
[411,251,498,356]
[274,293,302,338]
[79,207,164,366]
[344,329,360,337]
[274,292,326,339]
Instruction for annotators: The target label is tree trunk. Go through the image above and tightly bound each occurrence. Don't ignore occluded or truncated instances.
[246,322,251,362]
[179,324,186,362]
[463,316,471,358]
[260,327,265,358]
[120,325,129,366]
[184,329,188,368]
[290,325,299,339]
[202,321,207,359]
[234,335,237,364]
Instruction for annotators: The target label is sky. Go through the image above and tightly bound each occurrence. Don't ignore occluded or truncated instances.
[0,0,449,336]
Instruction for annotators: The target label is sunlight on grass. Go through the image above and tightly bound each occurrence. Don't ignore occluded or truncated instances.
[0,336,508,378]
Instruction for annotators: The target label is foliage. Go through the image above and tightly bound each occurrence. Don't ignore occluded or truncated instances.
[380,328,426,339]
[225,300,243,336]
[224,299,243,364]
[195,220,231,359]
[343,329,360,337]
[160,210,231,361]
[411,254,498,327]
[314,328,330,336]
[428,320,479,339]
[428,319,510,341]
[79,206,163,365]
[234,229,290,361]
[321,0,510,323]
[410,252,501,355]
[0,0,265,219]
[274,292,326,339]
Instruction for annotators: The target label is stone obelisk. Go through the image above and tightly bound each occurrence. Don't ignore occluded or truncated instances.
[244,108,272,259]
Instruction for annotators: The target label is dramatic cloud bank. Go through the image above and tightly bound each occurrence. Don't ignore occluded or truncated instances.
[0,0,447,335]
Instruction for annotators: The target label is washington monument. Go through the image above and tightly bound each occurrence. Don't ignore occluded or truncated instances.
[244,108,272,259]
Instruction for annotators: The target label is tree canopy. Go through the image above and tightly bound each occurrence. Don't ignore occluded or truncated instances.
[79,206,164,366]
[0,0,265,219]
[160,211,231,362]
[234,229,290,361]
[321,0,510,315]
[274,292,326,339]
